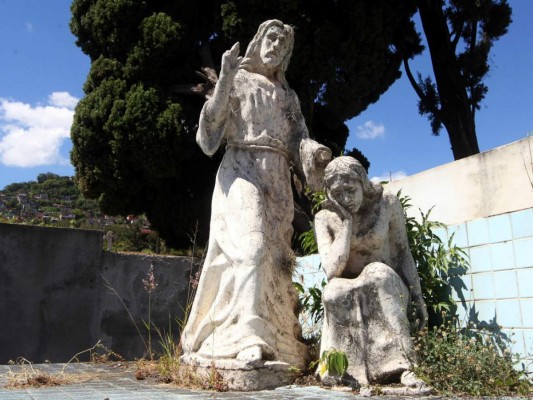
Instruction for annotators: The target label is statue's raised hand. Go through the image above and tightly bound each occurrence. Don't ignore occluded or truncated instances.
[208,42,242,108]
[220,42,242,82]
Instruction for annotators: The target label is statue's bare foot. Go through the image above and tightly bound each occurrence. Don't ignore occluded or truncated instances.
[236,345,263,363]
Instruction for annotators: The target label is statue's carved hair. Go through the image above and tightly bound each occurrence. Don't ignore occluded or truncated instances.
[324,156,382,211]
[240,20,294,87]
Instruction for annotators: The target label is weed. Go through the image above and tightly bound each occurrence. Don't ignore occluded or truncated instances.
[139,226,230,392]
[1,342,111,389]
[142,263,158,360]
[101,274,149,355]
[414,321,532,396]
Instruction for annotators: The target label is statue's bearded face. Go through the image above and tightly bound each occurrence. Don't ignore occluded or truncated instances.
[259,26,289,68]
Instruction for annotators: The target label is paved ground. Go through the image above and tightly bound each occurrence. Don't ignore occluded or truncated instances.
[0,362,445,400]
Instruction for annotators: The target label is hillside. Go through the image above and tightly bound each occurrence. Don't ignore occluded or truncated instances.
[0,173,104,226]
[0,173,168,253]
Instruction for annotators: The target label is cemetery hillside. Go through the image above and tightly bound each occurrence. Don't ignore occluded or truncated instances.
[0,173,166,253]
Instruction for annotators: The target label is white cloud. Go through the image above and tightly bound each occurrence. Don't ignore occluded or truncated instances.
[356,120,386,140]
[25,22,34,32]
[370,170,408,184]
[0,92,79,167]
[48,92,78,109]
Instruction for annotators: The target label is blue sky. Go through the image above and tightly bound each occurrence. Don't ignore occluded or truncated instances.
[0,0,532,190]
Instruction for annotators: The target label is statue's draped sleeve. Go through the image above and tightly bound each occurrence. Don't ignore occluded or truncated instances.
[288,90,331,192]
[196,95,231,156]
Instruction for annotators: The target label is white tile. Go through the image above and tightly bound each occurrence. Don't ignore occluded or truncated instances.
[467,218,490,247]
[493,270,519,299]
[497,300,523,328]
[472,273,495,300]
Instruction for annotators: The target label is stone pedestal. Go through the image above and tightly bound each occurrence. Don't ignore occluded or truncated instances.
[180,354,300,391]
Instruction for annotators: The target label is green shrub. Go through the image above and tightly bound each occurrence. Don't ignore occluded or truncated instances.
[414,322,531,396]
[399,192,469,327]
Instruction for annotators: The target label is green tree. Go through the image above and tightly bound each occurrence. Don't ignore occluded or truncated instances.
[37,173,61,184]
[404,0,512,160]
[70,0,422,247]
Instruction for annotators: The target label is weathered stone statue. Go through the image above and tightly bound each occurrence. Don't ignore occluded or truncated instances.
[180,20,331,389]
[314,156,427,387]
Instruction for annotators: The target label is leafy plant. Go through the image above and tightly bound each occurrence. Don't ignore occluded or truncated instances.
[414,322,532,396]
[297,188,326,255]
[293,279,326,328]
[298,229,319,255]
[315,348,349,377]
[399,192,469,327]
[294,188,327,344]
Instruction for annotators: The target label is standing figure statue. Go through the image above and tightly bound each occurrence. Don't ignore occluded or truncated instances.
[314,156,427,386]
[181,19,331,378]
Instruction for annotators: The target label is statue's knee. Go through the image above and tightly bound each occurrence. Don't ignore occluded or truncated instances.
[363,262,397,281]
[366,262,391,273]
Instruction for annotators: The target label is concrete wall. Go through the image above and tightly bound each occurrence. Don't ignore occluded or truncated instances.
[386,136,533,225]
[384,136,533,363]
[0,223,199,363]
[99,252,198,360]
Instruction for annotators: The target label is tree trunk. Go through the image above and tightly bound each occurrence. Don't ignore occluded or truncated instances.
[417,0,480,160]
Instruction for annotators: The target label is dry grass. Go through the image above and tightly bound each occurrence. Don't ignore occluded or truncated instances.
[1,361,97,389]
[137,358,227,391]
[1,342,127,390]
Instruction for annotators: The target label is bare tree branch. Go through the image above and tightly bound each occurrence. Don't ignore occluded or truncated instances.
[403,58,425,101]
[451,21,464,51]
[403,57,442,120]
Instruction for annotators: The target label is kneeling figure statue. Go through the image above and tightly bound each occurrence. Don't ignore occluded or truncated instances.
[315,156,427,386]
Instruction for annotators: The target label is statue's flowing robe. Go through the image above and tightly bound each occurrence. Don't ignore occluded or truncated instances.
[320,263,414,384]
[182,69,324,368]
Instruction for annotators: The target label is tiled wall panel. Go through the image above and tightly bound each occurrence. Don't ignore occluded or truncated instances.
[447,207,533,363]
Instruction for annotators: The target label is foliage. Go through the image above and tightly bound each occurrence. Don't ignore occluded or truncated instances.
[414,322,532,396]
[294,279,325,328]
[298,229,319,255]
[315,348,349,377]
[399,192,469,327]
[0,172,176,255]
[0,173,99,222]
[405,0,512,159]
[3,175,80,200]
[105,221,164,254]
[297,188,326,255]
[295,188,326,337]
[69,0,424,247]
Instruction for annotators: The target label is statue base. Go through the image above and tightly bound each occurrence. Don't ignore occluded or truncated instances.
[180,354,301,391]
